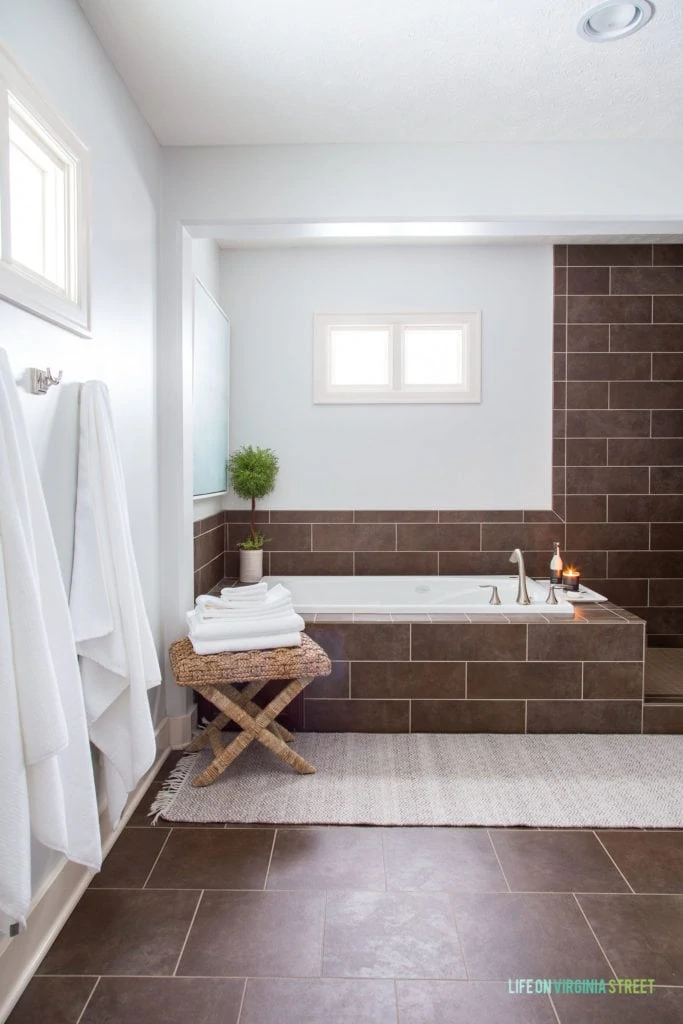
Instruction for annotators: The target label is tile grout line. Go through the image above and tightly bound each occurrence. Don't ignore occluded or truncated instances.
[172,890,204,977]
[572,892,619,981]
[319,889,328,979]
[74,976,100,1024]
[394,978,401,1024]
[592,832,636,894]
[263,828,278,890]
[446,893,470,981]
[485,830,511,893]
[234,978,249,1024]
[141,828,174,889]
[36,969,683,982]
[548,992,564,1024]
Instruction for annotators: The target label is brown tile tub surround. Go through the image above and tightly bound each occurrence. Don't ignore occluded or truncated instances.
[555,243,683,649]
[193,512,227,598]
[301,610,645,734]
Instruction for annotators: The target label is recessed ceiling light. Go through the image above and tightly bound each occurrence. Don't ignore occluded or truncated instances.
[577,1,654,42]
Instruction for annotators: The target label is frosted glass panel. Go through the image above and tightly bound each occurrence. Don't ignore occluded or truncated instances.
[403,328,463,387]
[193,280,230,496]
[329,327,391,387]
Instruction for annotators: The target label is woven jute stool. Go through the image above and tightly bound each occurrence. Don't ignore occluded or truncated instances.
[169,634,331,786]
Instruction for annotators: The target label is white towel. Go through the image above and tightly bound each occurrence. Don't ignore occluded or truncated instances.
[0,350,101,931]
[190,631,302,655]
[187,608,305,640]
[70,382,161,829]
[220,582,268,603]
[195,584,293,620]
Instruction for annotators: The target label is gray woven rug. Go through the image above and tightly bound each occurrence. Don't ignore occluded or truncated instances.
[152,733,683,828]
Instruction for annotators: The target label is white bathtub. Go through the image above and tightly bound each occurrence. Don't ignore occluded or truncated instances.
[264,575,575,617]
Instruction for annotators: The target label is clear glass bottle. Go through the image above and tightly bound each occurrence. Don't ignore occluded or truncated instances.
[550,541,563,585]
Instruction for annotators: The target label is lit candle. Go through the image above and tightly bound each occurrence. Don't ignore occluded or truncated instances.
[562,568,581,592]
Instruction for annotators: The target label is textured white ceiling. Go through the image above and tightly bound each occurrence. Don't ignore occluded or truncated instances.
[78,0,683,145]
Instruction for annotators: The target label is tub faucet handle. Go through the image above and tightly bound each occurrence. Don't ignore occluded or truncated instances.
[546,584,559,606]
[479,584,502,606]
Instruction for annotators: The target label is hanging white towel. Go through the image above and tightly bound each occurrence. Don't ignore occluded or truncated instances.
[0,350,101,931]
[70,382,161,829]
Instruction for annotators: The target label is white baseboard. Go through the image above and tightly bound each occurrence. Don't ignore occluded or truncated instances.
[168,704,197,748]
[0,719,171,1024]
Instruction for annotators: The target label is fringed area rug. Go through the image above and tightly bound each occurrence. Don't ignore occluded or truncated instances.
[152,733,683,828]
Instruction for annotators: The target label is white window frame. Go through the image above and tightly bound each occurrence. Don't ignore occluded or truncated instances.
[0,44,90,336]
[314,311,481,404]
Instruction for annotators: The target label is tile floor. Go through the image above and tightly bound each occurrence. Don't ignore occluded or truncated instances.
[8,753,683,1024]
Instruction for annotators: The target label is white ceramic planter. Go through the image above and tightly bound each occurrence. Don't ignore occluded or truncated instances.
[239,548,263,583]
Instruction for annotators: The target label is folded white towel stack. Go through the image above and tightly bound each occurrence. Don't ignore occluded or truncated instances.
[188,583,304,654]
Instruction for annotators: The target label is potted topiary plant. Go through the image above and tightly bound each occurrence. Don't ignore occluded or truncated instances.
[227,445,279,582]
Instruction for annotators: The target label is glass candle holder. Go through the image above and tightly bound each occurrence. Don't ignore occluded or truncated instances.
[562,569,581,592]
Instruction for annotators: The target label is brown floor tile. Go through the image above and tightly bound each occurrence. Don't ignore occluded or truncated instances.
[266,827,385,890]
[177,890,324,977]
[382,828,507,892]
[597,831,683,893]
[153,750,184,781]
[450,893,610,980]
[552,987,683,1024]
[489,830,630,893]
[80,978,244,1024]
[240,978,397,1023]
[145,827,274,889]
[577,894,683,984]
[37,889,200,976]
[323,890,465,979]
[396,980,557,1024]
[90,827,170,888]
[125,784,162,826]
[6,977,97,1024]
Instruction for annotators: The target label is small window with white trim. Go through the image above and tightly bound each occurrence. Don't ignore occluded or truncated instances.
[0,45,90,335]
[314,312,481,404]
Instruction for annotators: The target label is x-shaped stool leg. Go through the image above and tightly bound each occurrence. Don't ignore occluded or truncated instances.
[186,678,294,754]
[191,677,315,786]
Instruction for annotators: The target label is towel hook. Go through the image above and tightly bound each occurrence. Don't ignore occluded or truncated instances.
[29,367,63,395]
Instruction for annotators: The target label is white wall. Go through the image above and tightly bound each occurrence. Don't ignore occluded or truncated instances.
[220,244,552,509]
[191,238,225,521]
[192,237,221,300]
[0,0,161,909]
[165,141,683,222]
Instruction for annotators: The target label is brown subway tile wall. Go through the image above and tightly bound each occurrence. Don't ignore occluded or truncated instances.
[193,512,226,599]
[556,243,683,648]
[208,509,570,582]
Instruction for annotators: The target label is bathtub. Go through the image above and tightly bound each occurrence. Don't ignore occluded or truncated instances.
[264,575,575,617]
